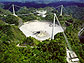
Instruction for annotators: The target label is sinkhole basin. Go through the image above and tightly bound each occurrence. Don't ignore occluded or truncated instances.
[19,20,64,41]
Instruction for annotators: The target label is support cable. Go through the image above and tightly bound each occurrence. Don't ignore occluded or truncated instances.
[8,6,12,10]
[54,13,72,51]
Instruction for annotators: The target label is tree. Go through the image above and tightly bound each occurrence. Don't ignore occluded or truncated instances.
[5,15,19,25]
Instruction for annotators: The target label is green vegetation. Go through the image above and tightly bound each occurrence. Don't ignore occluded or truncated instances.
[0,20,26,43]
[59,15,84,63]
[65,26,84,63]
[20,14,37,22]
[0,6,84,63]
[4,15,19,25]
[0,17,67,63]
[16,7,56,22]
[20,36,40,46]
[17,7,37,22]
[65,5,84,20]
[0,3,4,8]
[0,34,66,63]
[0,8,11,15]
[0,19,5,25]
[45,13,54,21]
[81,32,84,36]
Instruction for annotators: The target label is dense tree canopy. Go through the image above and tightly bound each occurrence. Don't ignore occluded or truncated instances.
[4,15,19,25]
[0,5,84,63]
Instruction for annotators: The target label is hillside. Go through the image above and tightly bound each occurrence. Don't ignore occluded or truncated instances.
[2,2,84,20]
[0,4,84,63]
[0,20,26,42]
[0,19,67,63]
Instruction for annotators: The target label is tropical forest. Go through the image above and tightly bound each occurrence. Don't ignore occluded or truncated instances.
[0,0,84,63]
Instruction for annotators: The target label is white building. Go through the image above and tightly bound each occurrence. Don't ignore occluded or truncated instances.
[36,10,47,17]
